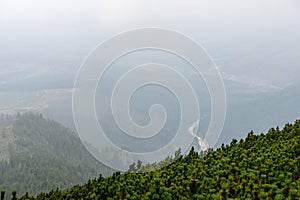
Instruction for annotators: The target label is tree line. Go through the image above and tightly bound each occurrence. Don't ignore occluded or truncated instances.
[1,119,298,199]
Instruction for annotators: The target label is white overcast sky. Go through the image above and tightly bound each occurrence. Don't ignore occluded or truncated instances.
[0,0,300,85]
[1,0,299,35]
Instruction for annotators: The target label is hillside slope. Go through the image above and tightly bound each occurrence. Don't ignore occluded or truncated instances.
[14,119,300,199]
[0,113,113,197]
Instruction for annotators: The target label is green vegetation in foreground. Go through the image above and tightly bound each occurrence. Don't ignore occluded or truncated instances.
[6,119,298,199]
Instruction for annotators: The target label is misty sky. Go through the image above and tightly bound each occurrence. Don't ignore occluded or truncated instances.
[1,0,300,155]
[0,0,300,88]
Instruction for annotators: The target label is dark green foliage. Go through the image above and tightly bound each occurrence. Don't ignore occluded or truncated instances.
[0,113,113,197]
[13,119,300,199]
[1,191,5,200]
[11,190,17,200]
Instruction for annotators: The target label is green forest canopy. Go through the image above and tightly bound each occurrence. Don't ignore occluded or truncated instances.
[2,118,298,199]
[0,113,113,198]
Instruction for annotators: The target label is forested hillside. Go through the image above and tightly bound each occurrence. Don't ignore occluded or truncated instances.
[9,119,299,199]
[0,113,113,197]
